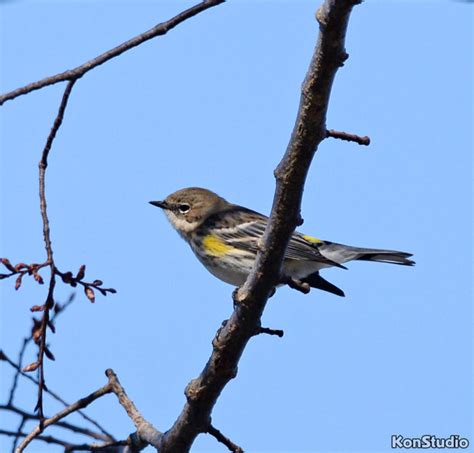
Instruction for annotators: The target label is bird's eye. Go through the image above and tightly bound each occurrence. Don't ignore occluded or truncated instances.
[178,204,190,213]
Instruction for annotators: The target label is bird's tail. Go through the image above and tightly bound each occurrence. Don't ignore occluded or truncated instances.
[301,272,345,297]
[320,242,415,267]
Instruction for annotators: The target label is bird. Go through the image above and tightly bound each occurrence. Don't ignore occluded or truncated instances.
[150,187,414,297]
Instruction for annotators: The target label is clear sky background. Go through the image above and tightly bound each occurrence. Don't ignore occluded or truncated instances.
[1,1,472,452]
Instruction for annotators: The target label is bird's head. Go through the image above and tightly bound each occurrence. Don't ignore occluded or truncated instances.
[150,187,229,236]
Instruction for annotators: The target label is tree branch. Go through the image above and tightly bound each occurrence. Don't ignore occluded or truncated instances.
[326,128,370,145]
[106,369,162,451]
[257,327,284,338]
[0,0,225,105]
[159,1,361,451]
[206,425,244,453]
[33,79,76,422]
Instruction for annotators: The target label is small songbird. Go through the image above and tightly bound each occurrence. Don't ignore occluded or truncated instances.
[150,187,414,297]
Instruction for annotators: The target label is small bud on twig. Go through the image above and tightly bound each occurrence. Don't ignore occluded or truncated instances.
[85,286,95,303]
[23,361,40,372]
[47,319,56,333]
[33,272,44,284]
[76,264,86,280]
[44,346,55,361]
[15,275,23,290]
[1,258,15,272]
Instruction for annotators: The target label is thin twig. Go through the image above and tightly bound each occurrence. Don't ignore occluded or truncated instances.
[0,0,225,105]
[0,259,50,287]
[8,293,75,406]
[35,78,76,423]
[326,128,370,145]
[257,327,284,338]
[55,267,117,301]
[207,425,244,453]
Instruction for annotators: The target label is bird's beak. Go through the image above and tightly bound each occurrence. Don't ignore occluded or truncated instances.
[149,200,169,210]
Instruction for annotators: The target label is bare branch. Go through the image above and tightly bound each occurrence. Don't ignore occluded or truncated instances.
[326,128,370,145]
[106,369,162,450]
[34,79,76,422]
[257,327,284,338]
[0,0,225,105]
[159,1,361,451]
[206,425,244,453]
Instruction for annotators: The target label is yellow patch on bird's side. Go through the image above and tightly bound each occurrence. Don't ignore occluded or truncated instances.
[303,234,323,244]
[202,234,234,256]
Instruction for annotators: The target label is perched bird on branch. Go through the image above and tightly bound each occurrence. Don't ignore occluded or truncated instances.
[150,187,414,297]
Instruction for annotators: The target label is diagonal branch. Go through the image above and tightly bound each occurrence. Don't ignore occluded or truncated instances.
[15,381,113,452]
[0,430,127,452]
[106,369,162,450]
[0,0,225,105]
[206,425,244,453]
[7,366,155,452]
[159,1,361,451]
[0,350,115,440]
[0,404,110,442]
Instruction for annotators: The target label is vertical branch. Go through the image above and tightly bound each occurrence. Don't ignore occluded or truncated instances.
[39,79,76,260]
[35,79,76,422]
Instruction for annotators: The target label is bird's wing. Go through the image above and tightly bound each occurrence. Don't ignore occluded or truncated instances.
[212,208,344,268]
[286,232,346,268]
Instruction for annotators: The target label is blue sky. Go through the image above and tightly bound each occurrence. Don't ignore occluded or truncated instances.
[1,1,472,452]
